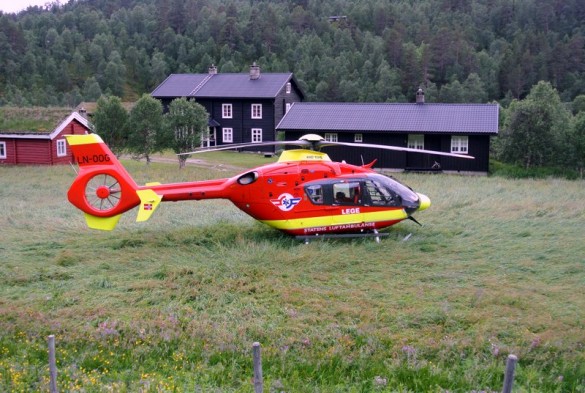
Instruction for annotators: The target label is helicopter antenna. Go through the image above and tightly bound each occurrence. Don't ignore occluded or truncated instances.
[69,161,78,175]
[408,216,422,226]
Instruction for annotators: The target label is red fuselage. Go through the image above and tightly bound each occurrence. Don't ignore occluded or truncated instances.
[147,153,428,235]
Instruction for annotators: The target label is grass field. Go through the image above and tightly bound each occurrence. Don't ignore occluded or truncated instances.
[1,159,584,392]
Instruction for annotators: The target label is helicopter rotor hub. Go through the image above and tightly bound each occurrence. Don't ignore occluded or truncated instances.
[96,185,111,199]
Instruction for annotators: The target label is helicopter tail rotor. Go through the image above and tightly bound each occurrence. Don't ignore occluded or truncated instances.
[65,134,162,230]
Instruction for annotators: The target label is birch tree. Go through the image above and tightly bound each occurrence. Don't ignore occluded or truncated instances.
[127,94,163,164]
[163,98,208,168]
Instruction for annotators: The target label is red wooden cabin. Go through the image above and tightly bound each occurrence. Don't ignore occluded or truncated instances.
[0,111,91,165]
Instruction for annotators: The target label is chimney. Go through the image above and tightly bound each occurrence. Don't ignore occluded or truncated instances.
[249,62,260,80]
[416,88,425,104]
[208,64,217,74]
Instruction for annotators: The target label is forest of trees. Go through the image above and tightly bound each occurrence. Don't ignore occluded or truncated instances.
[1,0,584,107]
[1,0,585,174]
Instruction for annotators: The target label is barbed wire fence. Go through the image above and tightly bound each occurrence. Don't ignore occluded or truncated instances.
[45,335,518,393]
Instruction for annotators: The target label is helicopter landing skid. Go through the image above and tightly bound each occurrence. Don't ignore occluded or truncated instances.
[296,231,389,244]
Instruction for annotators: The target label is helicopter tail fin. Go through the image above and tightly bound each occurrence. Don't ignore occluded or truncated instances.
[65,134,162,230]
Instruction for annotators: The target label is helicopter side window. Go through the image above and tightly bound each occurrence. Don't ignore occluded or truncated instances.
[364,180,398,206]
[333,182,361,205]
[305,185,324,204]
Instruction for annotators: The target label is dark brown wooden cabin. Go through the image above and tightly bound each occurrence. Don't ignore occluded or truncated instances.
[151,63,304,152]
[277,100,499,174]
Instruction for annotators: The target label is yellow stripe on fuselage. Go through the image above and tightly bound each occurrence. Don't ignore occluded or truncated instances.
[260,209,408,231]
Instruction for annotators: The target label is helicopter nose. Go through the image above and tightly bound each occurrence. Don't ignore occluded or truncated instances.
[417,193,431,211]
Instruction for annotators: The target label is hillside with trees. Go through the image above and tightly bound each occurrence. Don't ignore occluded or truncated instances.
[1,0,585,174]
[1,0,584,106]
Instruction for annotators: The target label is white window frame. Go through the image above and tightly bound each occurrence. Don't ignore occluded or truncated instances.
[252,128,262,143]
[222,103,232,119]
[286,82,291,94]
[222,127,233,143]
[451,135,469,154]
[354,133,363,143]
[324,133,338,142]
[56,139,67,157]
[0,141,6,159]
[251,103,262,119]
[407,134,424,150]
[285,103,291,113]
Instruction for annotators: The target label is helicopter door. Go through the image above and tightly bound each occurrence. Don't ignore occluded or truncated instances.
[330,181,364,225]
[305,181,364,206]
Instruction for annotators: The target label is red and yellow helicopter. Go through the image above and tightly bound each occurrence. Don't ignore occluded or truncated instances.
[65,133,472,239]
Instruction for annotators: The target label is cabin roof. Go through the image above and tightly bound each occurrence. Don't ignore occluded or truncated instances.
[277,102,499,134]
[0,111,91,139]
[151,72,302,99]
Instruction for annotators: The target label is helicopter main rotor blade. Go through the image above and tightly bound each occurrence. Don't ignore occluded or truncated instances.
[179,133,473,159]
[319,141,475,159]
[179,140,312,155]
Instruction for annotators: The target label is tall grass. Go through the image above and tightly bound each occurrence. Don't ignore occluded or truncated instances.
[490,160,580,180]
[1,162,584,392]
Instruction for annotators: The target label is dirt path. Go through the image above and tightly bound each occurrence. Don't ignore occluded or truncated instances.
[122,154,246,172]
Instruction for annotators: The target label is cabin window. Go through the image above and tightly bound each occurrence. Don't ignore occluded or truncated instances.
[222,104,232,119]
[0,142,6,159]
[222,127,233,143]
[354,133,363,143]
[451,136,468,154]
[252,128,262,143]
[286,82,291,94]
[333,182,362,205]
[407,134,424,150]
[251,104,262,119]
[325,133,338,142]
[305,184,324,204]
[56,139,67,157]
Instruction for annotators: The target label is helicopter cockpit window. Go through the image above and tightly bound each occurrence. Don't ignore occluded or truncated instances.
[364,179,398,206]
[333,182,361,205]
[305,185,324,204]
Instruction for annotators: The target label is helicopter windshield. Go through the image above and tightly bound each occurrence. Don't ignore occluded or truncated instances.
[304,174,419,208]
[363,179,397,206]
[366,173,419,208]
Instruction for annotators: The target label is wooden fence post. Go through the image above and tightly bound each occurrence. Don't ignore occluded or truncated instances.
[252,342,263,393]
[502,354,518,393]
[48,335,58,393]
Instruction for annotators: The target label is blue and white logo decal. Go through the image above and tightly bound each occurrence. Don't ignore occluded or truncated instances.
[271,193,301,211]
